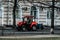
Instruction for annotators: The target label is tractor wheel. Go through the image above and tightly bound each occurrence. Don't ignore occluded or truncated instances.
[32,26,37,31]
[16,27,20,31]
[21,25,26,31]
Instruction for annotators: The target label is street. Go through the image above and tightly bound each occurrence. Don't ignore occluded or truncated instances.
[0,26,60,36]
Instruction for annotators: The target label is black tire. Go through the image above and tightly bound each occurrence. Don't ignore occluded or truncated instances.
[21,25,26,31]
[32,26,37,31]
[16,27,21,31]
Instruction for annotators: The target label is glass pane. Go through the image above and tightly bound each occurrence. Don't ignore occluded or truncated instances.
[31,6,37,18]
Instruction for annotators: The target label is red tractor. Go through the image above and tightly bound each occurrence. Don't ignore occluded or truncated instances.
[16,16,38,31]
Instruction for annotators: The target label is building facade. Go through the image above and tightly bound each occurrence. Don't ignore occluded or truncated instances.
[0,0,60,26]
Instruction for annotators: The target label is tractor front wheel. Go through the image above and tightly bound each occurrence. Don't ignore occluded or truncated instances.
[32,26,37,31]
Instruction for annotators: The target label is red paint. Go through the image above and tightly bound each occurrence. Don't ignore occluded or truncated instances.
[17,21,26,27]
[30,21,37,28]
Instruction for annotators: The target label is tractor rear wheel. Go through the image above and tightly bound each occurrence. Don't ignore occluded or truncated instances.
[16,27,21,31]
[32,26,37,31]
[21,25,26,31]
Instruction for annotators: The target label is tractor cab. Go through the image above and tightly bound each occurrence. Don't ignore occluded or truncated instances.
[22,16,34,24]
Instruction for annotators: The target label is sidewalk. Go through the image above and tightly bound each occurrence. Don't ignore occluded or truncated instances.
[0,35,60,38]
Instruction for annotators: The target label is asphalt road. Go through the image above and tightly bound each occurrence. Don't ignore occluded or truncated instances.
[0,26,60,36]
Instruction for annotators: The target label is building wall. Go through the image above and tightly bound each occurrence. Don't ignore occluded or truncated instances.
[1,0,60,26]
[2,0,14,25]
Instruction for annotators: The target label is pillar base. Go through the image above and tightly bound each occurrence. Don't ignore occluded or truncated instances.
[50,28,54,34]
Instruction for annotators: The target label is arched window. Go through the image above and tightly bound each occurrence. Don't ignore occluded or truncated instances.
[31,6,37,18]
[47,9,51,19]
[15,5,20,18]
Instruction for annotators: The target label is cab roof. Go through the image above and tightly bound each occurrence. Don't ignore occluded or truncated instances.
[23,16,34,18]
